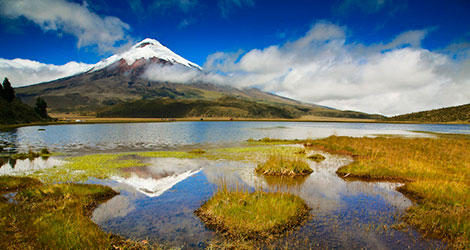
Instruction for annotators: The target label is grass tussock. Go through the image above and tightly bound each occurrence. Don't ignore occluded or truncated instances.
[307,153,326,162]
[304,135,470,249]
[10,148,51,160]
[195,181,310,241]
[189,148,206,154]
[255,154,312,176]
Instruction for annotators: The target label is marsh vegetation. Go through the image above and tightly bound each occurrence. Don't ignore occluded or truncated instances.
[255,135,470,249]
[255,154,313,176]
[195,181,310,242]
[0,176,143,250]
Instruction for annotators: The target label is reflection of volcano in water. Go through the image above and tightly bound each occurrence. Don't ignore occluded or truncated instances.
[112,158,202,197]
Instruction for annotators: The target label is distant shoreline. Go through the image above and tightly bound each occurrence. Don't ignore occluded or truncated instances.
[1,114,469,131]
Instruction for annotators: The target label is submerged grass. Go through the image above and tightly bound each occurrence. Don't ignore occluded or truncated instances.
[255,154,312,176]
[195,181,310,242]
[301,135,470,249]
[31,151,201,182]
[27,146,309,183]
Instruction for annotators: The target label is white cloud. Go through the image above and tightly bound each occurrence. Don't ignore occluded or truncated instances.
[0,58,92,87]
[0,0,131,53]
[143,63,225,85]
[202,21,470,116]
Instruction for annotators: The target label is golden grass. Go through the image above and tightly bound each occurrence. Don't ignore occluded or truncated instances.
[255,154,313,176]
[195,181,310,241]
[0,177,119,250]
[304,135,470,249]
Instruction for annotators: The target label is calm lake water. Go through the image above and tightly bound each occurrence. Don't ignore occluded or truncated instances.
[1,121,469,153]
[2,121,468,249]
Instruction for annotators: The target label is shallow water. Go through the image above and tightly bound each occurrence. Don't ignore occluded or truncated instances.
[90,155,444,249]
[1,121,469,153]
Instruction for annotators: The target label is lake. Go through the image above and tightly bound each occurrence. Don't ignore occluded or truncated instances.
[1,121,469,153]
[1,121,469,249]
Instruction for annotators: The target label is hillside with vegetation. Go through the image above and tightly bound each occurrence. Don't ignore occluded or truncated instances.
[97,96,383,119]
[386,103,470,123]
[0,78,51,125]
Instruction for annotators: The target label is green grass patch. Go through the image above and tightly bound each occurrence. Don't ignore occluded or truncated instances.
[255,155,312,176]
[0,176,41,192]
[195,183,310,241]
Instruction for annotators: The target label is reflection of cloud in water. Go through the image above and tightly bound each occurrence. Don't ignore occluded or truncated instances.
[112,169,201,197]
[92,195,135,224]
[0,157,64,175]
[112,158,203,197]
[221,152,412,214]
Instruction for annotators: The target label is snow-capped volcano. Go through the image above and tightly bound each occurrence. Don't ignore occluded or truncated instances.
[91,38,202,72]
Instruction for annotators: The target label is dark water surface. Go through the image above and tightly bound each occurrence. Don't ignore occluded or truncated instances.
[1,121,465,248]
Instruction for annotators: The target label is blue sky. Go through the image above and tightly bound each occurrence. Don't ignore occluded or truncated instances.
[0,0,469,115]
[1,0,469,65]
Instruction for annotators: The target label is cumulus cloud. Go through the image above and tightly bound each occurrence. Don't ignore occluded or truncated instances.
[202,21,470,116]
[0,58,92,87]
[143,63,224,85]
[0,0,131,53]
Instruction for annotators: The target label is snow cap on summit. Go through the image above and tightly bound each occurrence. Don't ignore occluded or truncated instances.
[91,38,202,71]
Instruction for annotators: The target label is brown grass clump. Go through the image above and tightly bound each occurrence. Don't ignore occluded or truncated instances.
[255,155,312,176]
[195,182,310,242]
[307,153,326,162]
[305,135,470,249]
[189,148,206,154]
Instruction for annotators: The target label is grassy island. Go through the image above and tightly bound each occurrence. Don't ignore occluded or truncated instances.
[195,184,310,241]
[255,155,313,176]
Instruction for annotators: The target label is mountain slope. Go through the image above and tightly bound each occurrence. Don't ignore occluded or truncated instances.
[386,103,470,123]
[15,38,383,120]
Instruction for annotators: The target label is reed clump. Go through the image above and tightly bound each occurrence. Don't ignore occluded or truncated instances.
[307,153,326,162]
[195,181,310,241]
[256,154,312,176]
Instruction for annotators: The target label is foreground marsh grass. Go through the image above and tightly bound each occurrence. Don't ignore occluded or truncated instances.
[195,182,310,241]
[0,176,126,249]
[301,135,470,249]
[255,154,313,176]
